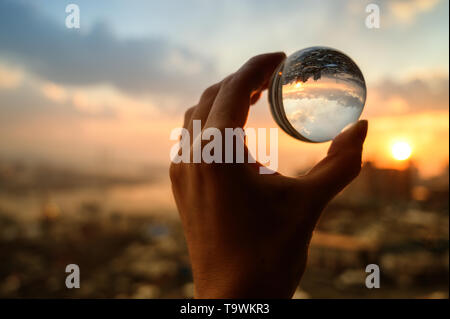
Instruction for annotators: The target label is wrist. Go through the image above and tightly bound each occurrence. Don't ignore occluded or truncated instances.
[192,267,297,299]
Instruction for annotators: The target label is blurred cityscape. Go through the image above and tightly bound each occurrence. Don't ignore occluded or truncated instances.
[0,158,448,298]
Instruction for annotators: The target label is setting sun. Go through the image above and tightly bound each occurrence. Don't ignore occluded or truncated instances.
[391,141,412,161]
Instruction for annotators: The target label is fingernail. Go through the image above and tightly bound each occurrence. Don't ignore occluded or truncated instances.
[268,52,286,64]
[273,51,286,58]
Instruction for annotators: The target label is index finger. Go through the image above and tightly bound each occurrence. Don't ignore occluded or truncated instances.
[205,52,286,129]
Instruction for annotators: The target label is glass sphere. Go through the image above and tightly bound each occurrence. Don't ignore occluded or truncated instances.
[269,46,366,143]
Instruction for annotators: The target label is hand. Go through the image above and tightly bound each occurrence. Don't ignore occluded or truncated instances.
[169,52,368,298]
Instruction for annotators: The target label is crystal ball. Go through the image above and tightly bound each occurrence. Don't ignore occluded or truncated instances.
[269,46,366,142]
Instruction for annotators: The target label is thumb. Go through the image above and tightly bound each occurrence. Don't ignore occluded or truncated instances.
[306,120,368,202]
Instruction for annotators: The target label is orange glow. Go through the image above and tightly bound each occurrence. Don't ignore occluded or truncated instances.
[246,104,449,178]
[282,77,362,99]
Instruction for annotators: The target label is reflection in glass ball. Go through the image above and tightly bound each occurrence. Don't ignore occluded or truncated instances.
[269,47,366,143]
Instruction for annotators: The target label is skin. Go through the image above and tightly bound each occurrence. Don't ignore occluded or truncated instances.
[169,52,368,298]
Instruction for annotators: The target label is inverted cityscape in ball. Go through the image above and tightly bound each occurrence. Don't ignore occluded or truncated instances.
[269,46,367,143]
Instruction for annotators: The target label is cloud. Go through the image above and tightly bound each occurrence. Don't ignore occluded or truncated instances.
[0,81,116,124]
[0,1,215,98]
[365,75,449,117]
[0,63,23,89]
[285,96,361,142]
[41,82,68,103]
[288,86,365,108]
[388,0,441,24]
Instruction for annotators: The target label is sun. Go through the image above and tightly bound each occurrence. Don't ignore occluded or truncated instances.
[391,141,412,161]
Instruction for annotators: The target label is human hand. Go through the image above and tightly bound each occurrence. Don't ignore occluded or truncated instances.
[169,52,368,298]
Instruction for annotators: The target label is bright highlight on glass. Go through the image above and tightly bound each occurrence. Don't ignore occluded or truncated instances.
[269,46,366,143]
[391,141,412,161]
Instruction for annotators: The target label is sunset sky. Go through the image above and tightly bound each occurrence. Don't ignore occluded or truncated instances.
[0,0,448,177]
